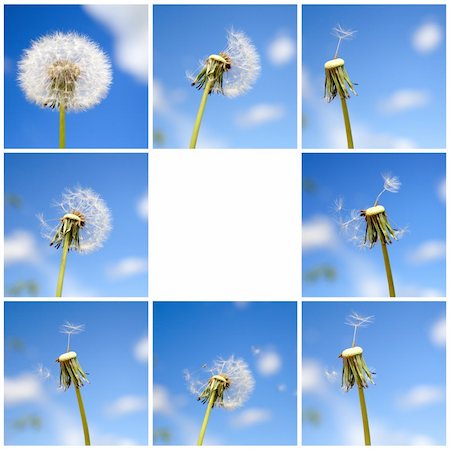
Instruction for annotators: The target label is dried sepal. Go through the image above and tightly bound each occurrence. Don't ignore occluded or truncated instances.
[324,58,357,102]
[339,347,374,391]
[57,351,89,390]
[361,206,397,247]
[198,374,231,408]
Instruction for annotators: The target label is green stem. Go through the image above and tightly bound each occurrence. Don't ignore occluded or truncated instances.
[197,390,217,445]
[59,103,66,149]
[189,80,213,149]
[339,95,354,149]
[380,240,396,297]
[75,386,91,445]
[358,387,371,445]
[56,233,71,297]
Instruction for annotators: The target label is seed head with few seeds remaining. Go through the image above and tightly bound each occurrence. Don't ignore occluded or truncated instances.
[18,32,112,111]
[38,187,112,254]
[185,356,254,409]
[189,30,260,98]
[336,174,405,249]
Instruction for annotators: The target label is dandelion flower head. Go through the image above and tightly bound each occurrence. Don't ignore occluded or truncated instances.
[18,32,112,111]
[190,29,260,98]
[39,187,111,253]
[185,356,254,409]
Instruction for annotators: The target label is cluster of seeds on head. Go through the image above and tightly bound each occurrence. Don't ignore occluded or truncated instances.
[50,211,85,251]
[45,60,82,109]
[191,53,232,95]
[198,374,231,408]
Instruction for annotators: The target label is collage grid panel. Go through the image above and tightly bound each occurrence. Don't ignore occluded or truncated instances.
[0,0,448,448]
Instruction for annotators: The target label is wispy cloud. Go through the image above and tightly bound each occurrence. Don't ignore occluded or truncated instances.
[303,216,338,251]
[397,385,444,409]
[84,5,148,82]
[302,359,326,394]
[254,349,282,376]
[5,230,40,265]
[5,373,43,406]
[236,103,285,127]
[407,240,445,265]
[437,178,445,202]
[133,336,148,363]
[379,90,430,114]
[106,395,147,416]
[137,192,148,220]
[412,22,443,53]
[267,34,296,66]
[230,408,271,428]
[107,257,147,279]
[430,317,445,347]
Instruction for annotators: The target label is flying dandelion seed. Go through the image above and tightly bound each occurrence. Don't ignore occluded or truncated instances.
[188,29,260,148]
[18,32,112,148]
[185,356,254,445]
[39,187,111,297]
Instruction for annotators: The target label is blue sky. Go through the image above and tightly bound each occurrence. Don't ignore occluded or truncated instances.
[154,5,297,149]
[303,153,446,297]
[153,302,297,445]
[5,5,148,148]
[4,153,148,297]
[303,5,446,149]
[4,301,148,445]
[303,301,446,445]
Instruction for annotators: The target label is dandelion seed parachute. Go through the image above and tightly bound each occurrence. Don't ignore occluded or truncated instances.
[39,187,112,253]
[185,356,254,410]
[18,32,112,111]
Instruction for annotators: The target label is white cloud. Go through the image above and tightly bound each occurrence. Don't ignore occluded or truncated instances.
[107,257,147,279]
[5,373,43,405]
[106,395,146,416]
[153,385,173,416]
[379,90,430,114]
[133,336,148,363]
[302,216,338,251]
[412,22,443,53]
[267,34,296,65]
[408,240,445,264]
[302,359,325,394]
[398,385,444,409]
[437,178,446,202]
[230,408,271,428]
[137,192,148,220]
[5,230,40,265]
[256,350,282,376]
[83,5,148,82]
[236,104,285,127]
[430,317,446,347]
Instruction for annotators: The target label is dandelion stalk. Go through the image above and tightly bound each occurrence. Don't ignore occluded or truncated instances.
[340,313,375,446]
[55,231,71,297]
[59,103,66,148]
[197,389,217,445]
[190,79,213,149]
[324,26,357,149]
[18,32,111,148]
[380,240,395,297]
[57,323,90,445]
[188,31,260,148]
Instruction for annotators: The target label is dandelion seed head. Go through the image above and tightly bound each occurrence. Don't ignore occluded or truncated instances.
[39,187,111,253]
[382,174,401,193]
[18,32,112,111]
[190,29,260,98]
[185,356,254,410]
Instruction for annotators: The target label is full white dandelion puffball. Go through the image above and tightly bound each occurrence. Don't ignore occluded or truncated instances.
[18,32,112,111]
[185,356,255,410]
[191,30,260,98]
[39,187,112,253]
